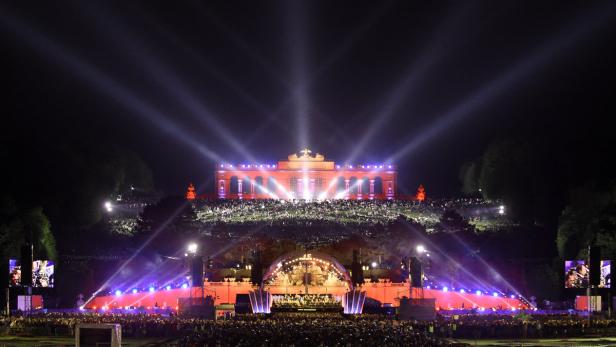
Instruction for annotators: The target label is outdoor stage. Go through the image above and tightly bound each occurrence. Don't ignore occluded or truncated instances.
[87,252,526,312]
[87,282,525,312]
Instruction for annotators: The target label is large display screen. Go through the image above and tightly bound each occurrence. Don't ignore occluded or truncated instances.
[564,260,611,288]
[8,259,55,288]
[8,259,21,287]
[600,260,611,288]
[565,260,589,288]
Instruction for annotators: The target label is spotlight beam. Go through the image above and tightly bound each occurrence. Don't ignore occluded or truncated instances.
[75,4,260,163]
[448,232,531,306]
[244,2,395,147]
[80,177,211,307]
[346,4,475,165]
[398,219,506,295]
[0,9,223,164]
[387,3,616,163]
[286,0,311,149]
[191,1,290,88]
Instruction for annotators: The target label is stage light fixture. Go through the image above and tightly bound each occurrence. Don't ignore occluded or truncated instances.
[166,285,172,291]
[114,290,122,296]
[181,283,188,289]
[442,287,448,292]
[132,288,138,294]
[493,292,499,297]
[476,290,482,296]
[499,205,506,215]
[187,243,198,254]
[416,245,426,254]
[149,286,155,293]
[371,261,377,268]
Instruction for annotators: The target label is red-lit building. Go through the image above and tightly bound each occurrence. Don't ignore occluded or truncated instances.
[214,149,397,200]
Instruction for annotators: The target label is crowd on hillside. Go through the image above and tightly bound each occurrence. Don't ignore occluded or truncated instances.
[193,198,505,230]
[3,311,616,345]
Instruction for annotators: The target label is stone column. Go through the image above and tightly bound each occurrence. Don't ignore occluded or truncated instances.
[218,179,226,198]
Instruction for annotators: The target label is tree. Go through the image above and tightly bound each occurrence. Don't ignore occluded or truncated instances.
[134,196,197,254]
[22,207,57,261]
[557,181,616,260]
[0,140,155,229]
[436,210,474,233]
[459,161,480,196]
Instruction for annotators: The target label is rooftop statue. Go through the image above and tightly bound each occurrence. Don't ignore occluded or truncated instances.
[288,148,325,161]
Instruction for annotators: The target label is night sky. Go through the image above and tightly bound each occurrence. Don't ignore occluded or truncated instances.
[2,1,615,196]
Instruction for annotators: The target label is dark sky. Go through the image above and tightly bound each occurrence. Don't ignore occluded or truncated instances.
[1,0,615,196]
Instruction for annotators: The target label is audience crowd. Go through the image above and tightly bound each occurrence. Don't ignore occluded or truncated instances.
[194,198,506,230]
[3,311,616,346]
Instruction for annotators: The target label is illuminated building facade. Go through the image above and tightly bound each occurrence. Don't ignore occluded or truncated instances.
[214,149,397,200]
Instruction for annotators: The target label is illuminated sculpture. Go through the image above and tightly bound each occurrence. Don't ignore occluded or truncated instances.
[186,183,196,200]
[416,184,426,202]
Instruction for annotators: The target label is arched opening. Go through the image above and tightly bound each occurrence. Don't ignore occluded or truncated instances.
[263,251,352,287]
[267,177,277,195]
[361,177,369,194]
[242,177,251,194]
[255,176,264,194]
[229,176,239,194]
[374,177,383,195]
[315,177,324,194]
[290,177,298,194]
[349,177,358,194]
[336,177,346,194]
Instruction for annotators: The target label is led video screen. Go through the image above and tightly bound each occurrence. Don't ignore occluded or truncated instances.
[599,260,611,288]
[565,260,589,288]
[564,260,611,288]
[8,259,55,288]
